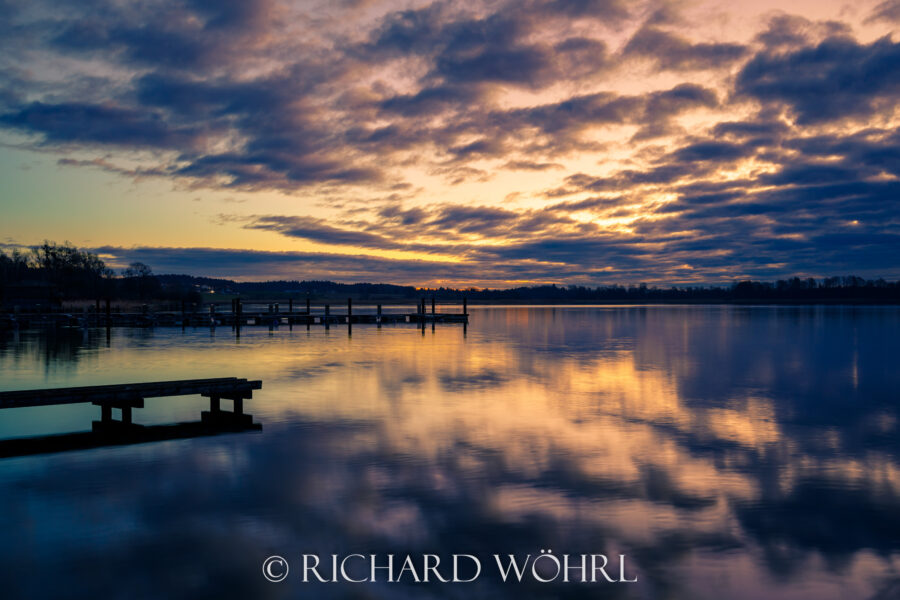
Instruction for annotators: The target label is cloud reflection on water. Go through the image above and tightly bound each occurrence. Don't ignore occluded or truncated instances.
[1,306,899,599]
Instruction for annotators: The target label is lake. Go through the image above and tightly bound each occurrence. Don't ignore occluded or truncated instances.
[1,305,899,599]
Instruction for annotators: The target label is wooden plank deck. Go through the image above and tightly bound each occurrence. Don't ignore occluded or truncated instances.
[0,377,262,410]
[0,378,263,454]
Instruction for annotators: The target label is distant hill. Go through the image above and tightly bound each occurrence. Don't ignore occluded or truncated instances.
[154,274,900,304]
[154,274,419,300]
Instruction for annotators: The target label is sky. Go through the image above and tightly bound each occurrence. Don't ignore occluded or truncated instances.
[0,0,898,286]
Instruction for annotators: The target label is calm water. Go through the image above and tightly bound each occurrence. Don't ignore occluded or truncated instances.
[1,306,900,599]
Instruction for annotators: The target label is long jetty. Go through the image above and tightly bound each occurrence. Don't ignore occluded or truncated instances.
[1,297,469,330]
[0,377,262,431]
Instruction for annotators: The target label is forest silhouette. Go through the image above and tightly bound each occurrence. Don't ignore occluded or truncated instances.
[2,241,899,305]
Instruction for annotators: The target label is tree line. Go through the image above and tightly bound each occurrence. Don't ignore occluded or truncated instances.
[0,241,199,304]
[3,241,900,305]
[157,274,900,303]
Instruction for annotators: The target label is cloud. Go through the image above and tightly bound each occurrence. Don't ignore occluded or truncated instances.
[502,160,564,171]
[736,35,900,124]
[244,202,581,252]
[1,0,900,283]
[431,14,554,86]
[89,244,622,285]
[246,215,409,251]
[0,102,204,149]
[624,26,748,71]
[50,0,280,70]
[670,140,753,163]
[712,118,788,140]
[755,14,851,49]
[867,0,900,23]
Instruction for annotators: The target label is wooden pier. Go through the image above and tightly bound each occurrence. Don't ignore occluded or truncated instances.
[0,377,262,437]
[1,297,469,330]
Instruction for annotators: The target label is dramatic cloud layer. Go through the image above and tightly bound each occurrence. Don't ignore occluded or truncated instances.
[1,0,898,284]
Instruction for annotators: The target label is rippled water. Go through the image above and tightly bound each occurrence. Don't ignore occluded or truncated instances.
[1,305,899,599]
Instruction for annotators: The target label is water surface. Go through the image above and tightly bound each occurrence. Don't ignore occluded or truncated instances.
[1,305,899,599]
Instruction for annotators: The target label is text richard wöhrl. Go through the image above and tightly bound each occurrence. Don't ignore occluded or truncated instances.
[264,551,638,584]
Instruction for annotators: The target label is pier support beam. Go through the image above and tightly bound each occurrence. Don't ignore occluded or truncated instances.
[93,397,143,431]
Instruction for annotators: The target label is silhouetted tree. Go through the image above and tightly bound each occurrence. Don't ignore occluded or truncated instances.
[28,241,113,298]
[120,262,161,299]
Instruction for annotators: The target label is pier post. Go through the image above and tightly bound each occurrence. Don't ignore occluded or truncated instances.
[233,398,243,415]
[463,297,467,315]
[377,304,382,326]
[306,297,311,315]
[121,405,132,425]
[325,304,330,317]
[236,299,242,338]
[105,298,111,329]
[101,404,112,422]
[210,395,220,412]
[348,298,352,321]
[431,296,435,316]
[289,298,293,314]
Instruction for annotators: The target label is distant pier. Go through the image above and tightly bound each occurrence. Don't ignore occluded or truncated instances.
[1,297,469,330]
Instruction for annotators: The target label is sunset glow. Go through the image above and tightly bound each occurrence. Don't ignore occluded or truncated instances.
[1,0,899,285]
